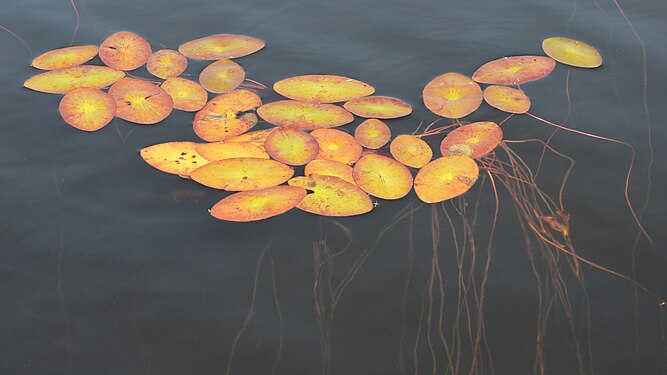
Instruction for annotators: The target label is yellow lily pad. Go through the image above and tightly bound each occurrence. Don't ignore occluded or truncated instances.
[190,158,294,191]
[31,45,98,70]
[352,154,413,200]
[472,56,556,85]
[483,85,531,114]
[178,34,265,60]
[414,156,479,203]
[311,128,363,165]
[108,77,173,124]
[390,134,433,168]
[224,128,276,149]
[354,119,391,149]
[264,128,320,166]
[140,141,210,176]
[24,65,125,94]
[58,87,116,131]
[161,78,208,112]
[273,75,375,103]
[288,174,373,217]
[99,31,152,71]
[304,159,356,185]
[194,142,269,161]
[199,59,245,94]
[343,96,412,119]
[423,72,483,119]
[542,37,602,68]
[146,49,188,79]
[210,186,307,222]
[257,100,354,130]
[439,121,503,159]
[193,90,262,142]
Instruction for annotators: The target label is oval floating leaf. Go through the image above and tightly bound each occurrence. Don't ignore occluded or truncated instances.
[24,65,125,94]
[439,121,503,159]
[108,78,173,124]
[161,78,208,112]
[423,73,483,119]
[353,154,413,200]
[304,159,356,185]
[257,100,354,130]
[414,156,479,203]
[199,59,245,94]
[472,56,556,85]
[99,31,152,71]
[146,49,188,79]
[390,134,433,168]
[58,87,116,131]
[225,128,276,149]
[288,174,373,217]
[32,45,98,70]
[193,90,262,141]
[273,75,375,103]
[194,142,269,161]
[264,128,320,166]
[190,158,293,191]
[178,34,265,60]
[483,85,531,114]
[542,37,602,68]
[354,119,391,149]
[311,128,363,165]
[210,186,307,222]
[140,141,210,176]
[343,96,412,119]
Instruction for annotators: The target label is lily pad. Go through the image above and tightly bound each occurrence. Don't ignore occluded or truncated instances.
[31,45,98,70]
[210,186,307,222]
[99,31,152,71]
[199,59,245,94]
[273,75,375,103]
[413,155,479,203]
[311,128,363,165]
[225,128,276,149]
[542,37,602,68]
[193,90,262,141]
[472,56,556,85]
[354,119,391,149]
[194,142,269,161]
[288,174,373,217]
[353,154,413,200]
[190,158,293,191]
[483,85,531,114]
[161,78,208,112]
[304,159,356,185]
[439,121,503,159]
[257,100,354,130]
[390,134,433,168]
[146,49,188,79]
[343,96,412,119]
[108,78,174,124]
[423,72,483,119]
[264,128,320,166]
[58,88,116,131]
[24,65,125,94]
[140,141,210,176]
[178,34,265,60]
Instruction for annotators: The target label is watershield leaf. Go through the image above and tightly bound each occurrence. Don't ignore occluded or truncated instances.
[304,159,356,185]
[423,73,483,119]
[178,34,265,60]
[273,75,375,103]
[472,56,556,85]
[161,78,208,112]
[146,49,188,79]
[439,121,503,159]
[343,96,412,119]
[199,59,245,94]
[108,78,173,124]
[352,154,413,200]
[483,85,531,114]
[542,37,602,68]
[257,100,354,130]
[99,31,152,71]
[311,128,363,165]
[414,155,479,203]
[390,134,433,168]
[140,141,210,176]
[210,186,307,222]
[288,174,373,217]
[31,45,98,70]
[193,90,262,141]
[190,158,293,191]
[194,142,269,161]
[58,88,116,131]
[264,128,320,166]
[24,65,125,94]
[354,119,391,149]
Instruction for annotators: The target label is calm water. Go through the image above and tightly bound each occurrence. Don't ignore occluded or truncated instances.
[2,0,667,374]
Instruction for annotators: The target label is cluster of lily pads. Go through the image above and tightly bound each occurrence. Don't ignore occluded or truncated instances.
[24,32,602,221]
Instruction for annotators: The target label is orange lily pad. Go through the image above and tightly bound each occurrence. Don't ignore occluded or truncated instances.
[190,158,293,191]
[264,128,320,166]
[542,37,602,68]
[58,88,116,131]
[483,85,531,114]
[31,45,98,70]
[178,34,265,60]
[352,154,413,200]
[108,78,173,124]
[354,119,391,149]
[390,134,433,168]
[288,174,373,217]
[99,31,152,71]
[210,186,307,222]
[472,56,556,85]
[304,159,356,185]
[273,75,375,103]
[199,59,245,94]
[161,78,208,112]
[414,156,479,203]
[24,65,125,94]
[423,73,483,119]
[439,121,503,159]
[257,100,354,130]
[343,96,412,119]
[193,90,262,141]
[146,49,188,79]
[140,141,210,176]
[194,142,269,161]
[311,128,363,165]
[225,128,276,149]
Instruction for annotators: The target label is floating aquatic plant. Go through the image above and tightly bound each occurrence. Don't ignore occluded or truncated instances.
[273,75,375,103]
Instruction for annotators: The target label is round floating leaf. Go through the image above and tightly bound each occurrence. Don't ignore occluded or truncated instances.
[193,90,262,142]
[32,45,98,70]
[483,85,531,114]
[343,96,412,119]
[190,158,293,191]
[210,186,307,222]
[24,65,125,94]
[414,156,479,203]
[225,128,276,149]
[542,37,602,68]
[288,175,373,217]
[146,49,188,79]
[264,128,320,166]
[194,142,269,161]
[390,134,433,168]
[311,128,363,165]
[273,75,375,103]
[472,56,556,85]
[161,78,208,112]
[423,73,483,119]
[439,121,503,159]
[354,119,391,149]
[353,154,413,200]
[257,100,354,130]
[178,34,265,60]
[99,31,152,71]
[304,159,356,185]
[108,78,173,124]
[199,59,245,94]
[140,141,210,176]
[58,88,116,131]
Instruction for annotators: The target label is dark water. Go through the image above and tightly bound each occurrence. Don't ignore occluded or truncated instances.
[2,0,667,374]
